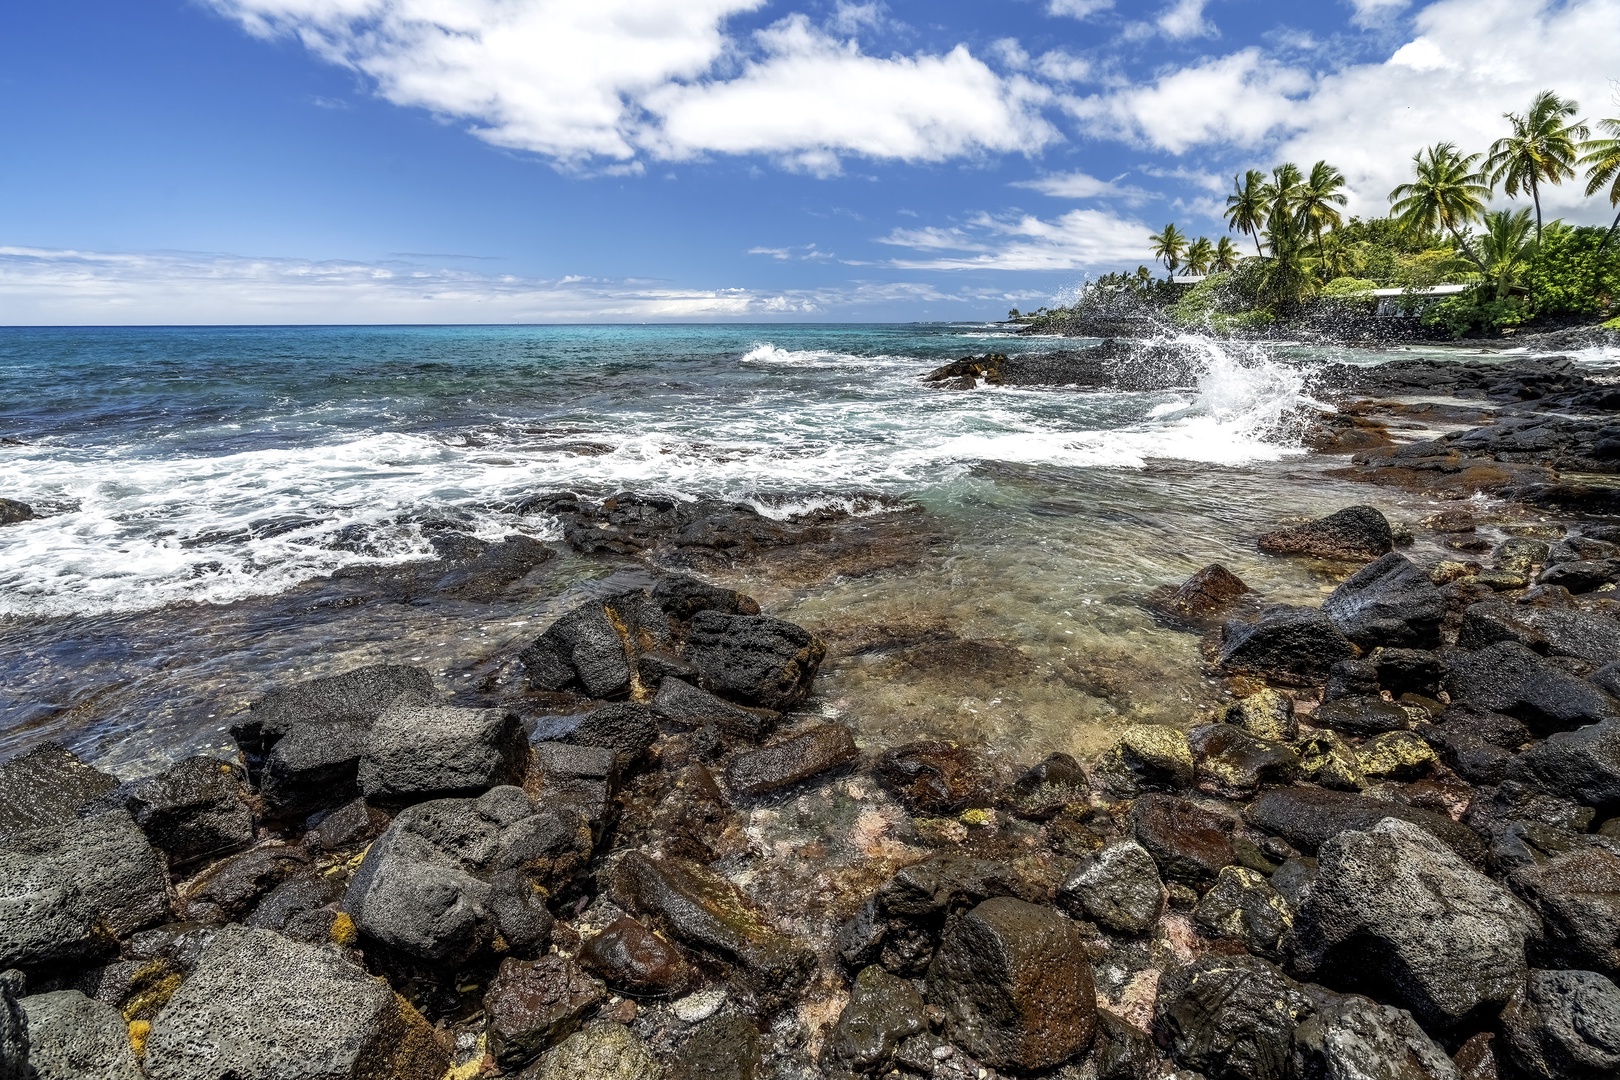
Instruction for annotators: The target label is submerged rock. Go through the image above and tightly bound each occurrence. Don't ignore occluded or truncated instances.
[1292,818,1537,1028]
[874,740,997,814]
[1002,753,1089,820]
[1148,563,1252,623]
[1258,506,1394,562]
[723,724,857,797]
[18,990,141,1080]
[143,925,446,1080]
[1218,606,1358,686]
[925,897,1095,1071]
[668,1014,760,1080]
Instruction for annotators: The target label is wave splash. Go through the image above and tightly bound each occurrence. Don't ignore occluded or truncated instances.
[0,333,1321,616]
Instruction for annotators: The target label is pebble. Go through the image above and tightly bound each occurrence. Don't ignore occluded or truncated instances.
[672,988,726,1023]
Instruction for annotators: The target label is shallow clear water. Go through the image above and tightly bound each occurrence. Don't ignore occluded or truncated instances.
[1,324,1611,773]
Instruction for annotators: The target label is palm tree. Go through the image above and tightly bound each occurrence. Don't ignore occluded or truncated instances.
[1476,208,1537,300]
[1298,160,1349,265]
[1224,170,1268,258]
[1184,237,1214,276]
[1389,142,1491,270]
[1486,90,1590,244]
[1212,236,1240,273]
[1581,115,1620,254]
[1149,225,1188,277]
[1134,265,1153,290]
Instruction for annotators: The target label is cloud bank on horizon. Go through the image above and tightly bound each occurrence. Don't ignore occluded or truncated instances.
[5,0,1619,322]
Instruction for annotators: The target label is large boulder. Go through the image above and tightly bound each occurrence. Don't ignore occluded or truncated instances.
[1459,602,1620,664]
[18,990,140,1080]
[924,897,1095,1071]
[682,612,826,711]
[0,810,171,972]
[1154,954,1313,1080]
[1505,719,1620,813]
[1289,993,1459,1080]
[1509,846,1620,977]
[1321,553,1444,648]
[520,590,673,699]
[230,664,435,817]
[0,970,23,1080]
[115,757,255,867]
[1445,642,1617,735]
[564,703,660,770]
[359,703,528,803]
[143,926,446,1080]
[1292,818,1538,1027]
[1057,840,1164,935]
[1218,607,1358,686]
[1498,969,1620,1080]
[0,744,119,839]
[342,787,590,968]
[1246,786,1486,864]
[1258,506,1394,562]
[611,851,814,1011]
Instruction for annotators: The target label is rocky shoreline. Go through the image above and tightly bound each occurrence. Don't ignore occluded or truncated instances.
[5,349,1620,1080]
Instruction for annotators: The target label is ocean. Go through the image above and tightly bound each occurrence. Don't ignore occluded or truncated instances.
[1,323,1608,773]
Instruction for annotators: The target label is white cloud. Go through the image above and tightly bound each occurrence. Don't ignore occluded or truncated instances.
[1157,0,1214,40]
[1012,171,1148,204]
[205,0,1053,172]
[879,208,1152,271]
[1347,0,1411,28]
[1047,0,1114,18]
[0,246,954,324]
[1065,0,1620,225]
[1066,48,1311,153]
[642,16,1056,174]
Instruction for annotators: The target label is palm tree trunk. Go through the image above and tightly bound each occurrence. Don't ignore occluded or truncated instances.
[1447,223,1489,275]
[1529,176,1541,310]
[1598,205,1620,256]
[1250,230,1263,259]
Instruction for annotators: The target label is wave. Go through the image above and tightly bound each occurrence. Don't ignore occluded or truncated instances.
[0,332,1322,616]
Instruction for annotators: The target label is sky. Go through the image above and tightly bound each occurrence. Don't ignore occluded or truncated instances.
[1,0,1617,324]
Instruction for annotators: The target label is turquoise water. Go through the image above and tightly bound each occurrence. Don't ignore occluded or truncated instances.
[0,323,1600,770]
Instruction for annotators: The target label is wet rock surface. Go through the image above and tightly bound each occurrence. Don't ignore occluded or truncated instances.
[1258,505,1395,562]
[723,723,858,797]
[1498,968,1620,1080]
[925,896,1096,1071]
[1154,954,1312,1080]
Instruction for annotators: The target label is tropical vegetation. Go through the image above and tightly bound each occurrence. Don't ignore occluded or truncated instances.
[1020,87,1620,338]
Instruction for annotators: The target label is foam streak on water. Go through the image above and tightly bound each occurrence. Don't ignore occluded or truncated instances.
[3,325,1319,616]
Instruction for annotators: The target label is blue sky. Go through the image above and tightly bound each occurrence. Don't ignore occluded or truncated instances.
[2,0,1617,323]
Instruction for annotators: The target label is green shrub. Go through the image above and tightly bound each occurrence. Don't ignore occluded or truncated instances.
[1421,287,1528,338]
[1525,225,1620,320]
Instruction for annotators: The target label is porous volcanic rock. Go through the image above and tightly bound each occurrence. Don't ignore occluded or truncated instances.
[1258,506,1394,562]
[1321,552,1444,648]
[1498,968,1620,1080]
[1154,954,1312,1080]
[1218,607,1358,686]
[724,724,857,797]
[18,990,141,1080]
[874,740,997,814]
[682,612,826,711]
[359,703,528,803]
